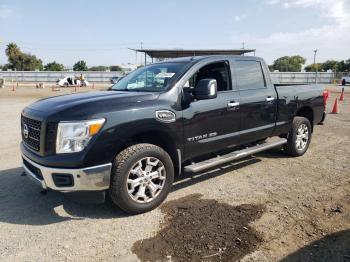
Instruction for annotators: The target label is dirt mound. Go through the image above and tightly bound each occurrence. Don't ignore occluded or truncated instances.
[132,194,265,261]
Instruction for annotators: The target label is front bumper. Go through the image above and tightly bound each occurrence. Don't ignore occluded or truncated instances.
[22,153,112,191]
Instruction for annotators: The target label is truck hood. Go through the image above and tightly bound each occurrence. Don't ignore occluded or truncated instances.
[24,91,159,121]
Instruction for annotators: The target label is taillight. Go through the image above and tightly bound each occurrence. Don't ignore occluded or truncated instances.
[323,90,329,106]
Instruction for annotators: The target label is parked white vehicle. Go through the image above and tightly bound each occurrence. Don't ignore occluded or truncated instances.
[57,76,89,87]
[341,75,350,86]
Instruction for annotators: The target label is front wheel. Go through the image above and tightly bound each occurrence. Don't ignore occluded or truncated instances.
[284,117,312,157]
[109,143,174,214]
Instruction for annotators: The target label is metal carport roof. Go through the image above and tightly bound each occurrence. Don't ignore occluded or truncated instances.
[130,48,256,60]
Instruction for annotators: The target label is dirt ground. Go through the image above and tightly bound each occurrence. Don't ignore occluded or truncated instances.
[132,194,265,261]
[0,84,349,261]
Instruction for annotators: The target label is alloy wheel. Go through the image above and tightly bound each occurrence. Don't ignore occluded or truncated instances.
[295,123,309,150]
[126,157,166,203]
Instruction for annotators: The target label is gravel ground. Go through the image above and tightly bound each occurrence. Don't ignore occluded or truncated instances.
[0,84,349,261]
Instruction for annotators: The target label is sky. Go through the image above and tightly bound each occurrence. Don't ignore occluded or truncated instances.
[0,0,349,67]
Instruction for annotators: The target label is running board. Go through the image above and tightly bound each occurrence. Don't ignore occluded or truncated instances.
[184,138,287,173]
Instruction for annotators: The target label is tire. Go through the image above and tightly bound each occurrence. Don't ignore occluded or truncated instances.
[64,83,69,87]
[284,117,312,157]
[109,143,174,214]
[342,79,346,86]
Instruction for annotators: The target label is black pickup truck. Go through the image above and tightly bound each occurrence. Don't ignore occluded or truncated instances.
[21,56,326,214]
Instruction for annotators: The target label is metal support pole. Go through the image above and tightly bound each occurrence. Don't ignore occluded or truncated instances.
[144,53,146,65]
[140,42,143,65]
[313,49,318,84]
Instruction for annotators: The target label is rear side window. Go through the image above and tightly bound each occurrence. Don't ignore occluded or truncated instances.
[235,60,266,90]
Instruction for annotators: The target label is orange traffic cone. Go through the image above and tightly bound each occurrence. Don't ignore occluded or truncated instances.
[331,98,339,114]
[339,89,345,101]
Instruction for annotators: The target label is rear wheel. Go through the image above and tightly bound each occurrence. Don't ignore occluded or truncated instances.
[109,143,174,214]
[284,117,312,157]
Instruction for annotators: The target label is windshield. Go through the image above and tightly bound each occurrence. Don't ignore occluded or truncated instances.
[111,62,189,92]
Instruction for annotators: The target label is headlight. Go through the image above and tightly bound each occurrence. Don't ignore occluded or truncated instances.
[56,119,105,154]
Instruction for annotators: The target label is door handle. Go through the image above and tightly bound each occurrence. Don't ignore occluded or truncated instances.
[266,96,275,102]
[227,101,240,108]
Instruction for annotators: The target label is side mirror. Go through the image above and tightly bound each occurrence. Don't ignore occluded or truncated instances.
[195,79,217,100]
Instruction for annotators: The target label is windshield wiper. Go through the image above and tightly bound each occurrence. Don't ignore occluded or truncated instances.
[110,88,129,91]
[111,88,159,92]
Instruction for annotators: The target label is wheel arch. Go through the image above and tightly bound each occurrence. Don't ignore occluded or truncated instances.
[118,129,181,175]
[295,106,314,131]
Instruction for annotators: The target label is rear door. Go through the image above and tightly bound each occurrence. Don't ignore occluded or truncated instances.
[231,58,277,143]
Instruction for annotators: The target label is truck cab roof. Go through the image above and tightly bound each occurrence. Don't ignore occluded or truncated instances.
[162,55,264,64]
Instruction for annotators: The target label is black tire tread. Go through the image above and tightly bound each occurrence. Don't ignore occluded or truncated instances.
[284,116,311,157]
[109,143,173,214]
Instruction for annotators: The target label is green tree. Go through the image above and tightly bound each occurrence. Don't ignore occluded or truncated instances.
[337,59,350,72]
[110,65,123,71]
[89,65,109,71]
[5,43,43,71]
[5,43,21,68]
[320,60,339,72]
[73,60,88,71]
[22,54,43,71]
[304,60,350,72]
[44,61,65,71]
[1,64,9,70]
[271,55,306,72]
[304,63,322,72]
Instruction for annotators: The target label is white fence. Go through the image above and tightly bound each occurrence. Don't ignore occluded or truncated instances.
[0,70,336,84]
[0,71,123,83]
[270,72,335,84]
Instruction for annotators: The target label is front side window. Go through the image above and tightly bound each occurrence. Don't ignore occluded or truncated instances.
[111,62,189,92]
[184,61,231,92]
[235,60,266,90]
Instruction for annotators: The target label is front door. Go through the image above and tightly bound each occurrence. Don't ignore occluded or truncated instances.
[182,61,241,160]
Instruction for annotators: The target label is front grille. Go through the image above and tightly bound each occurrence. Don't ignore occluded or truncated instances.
[21,116,42,152]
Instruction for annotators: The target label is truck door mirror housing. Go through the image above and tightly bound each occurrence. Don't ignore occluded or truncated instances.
[195,79,218,100]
